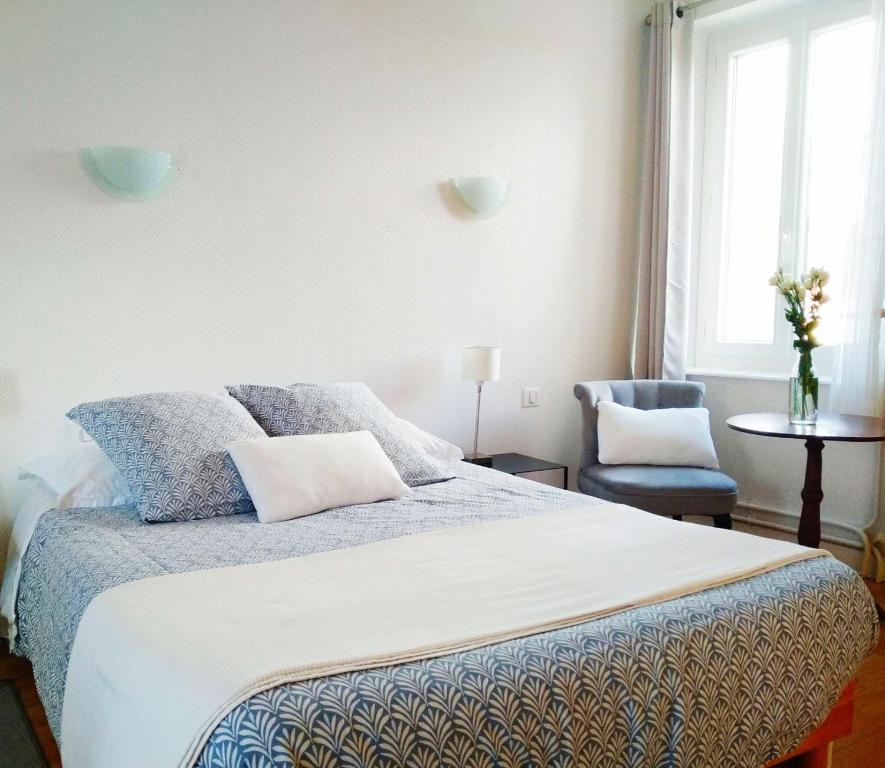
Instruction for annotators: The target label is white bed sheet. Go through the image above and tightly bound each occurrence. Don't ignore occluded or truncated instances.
[1,481,59,641]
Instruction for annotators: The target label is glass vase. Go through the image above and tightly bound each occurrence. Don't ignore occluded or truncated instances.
[789,349,819,425]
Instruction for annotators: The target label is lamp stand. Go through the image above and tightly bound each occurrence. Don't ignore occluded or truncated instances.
[466,381,493,466]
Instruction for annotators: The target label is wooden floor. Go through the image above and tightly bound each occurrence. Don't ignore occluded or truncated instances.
[0,642,60,768]
[1,582,883,768]
[831,580,885,768]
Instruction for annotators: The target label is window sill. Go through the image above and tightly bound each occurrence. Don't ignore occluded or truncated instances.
[687,367,832,386]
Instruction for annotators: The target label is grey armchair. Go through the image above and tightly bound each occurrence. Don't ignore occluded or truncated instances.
[573,380,736,529]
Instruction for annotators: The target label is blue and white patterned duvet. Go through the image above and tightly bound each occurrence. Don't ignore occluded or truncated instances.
[13,464,878,767]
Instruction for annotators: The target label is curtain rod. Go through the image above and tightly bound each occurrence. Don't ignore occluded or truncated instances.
[645,0,714,25]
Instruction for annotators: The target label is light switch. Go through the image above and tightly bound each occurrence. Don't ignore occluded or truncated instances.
[522,387,540,408]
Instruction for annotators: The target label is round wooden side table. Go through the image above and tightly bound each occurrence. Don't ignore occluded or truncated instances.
[726,412,885,548]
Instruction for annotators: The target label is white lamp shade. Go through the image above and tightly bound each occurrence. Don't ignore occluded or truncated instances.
[463,346,501,382]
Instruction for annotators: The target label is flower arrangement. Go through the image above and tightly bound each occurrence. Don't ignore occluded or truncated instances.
[768,266,829,424]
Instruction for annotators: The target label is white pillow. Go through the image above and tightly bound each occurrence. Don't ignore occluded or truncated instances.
[596,400,720,468]
[396,418,464,462]
[228,431,411,524]
[18,443,133,509]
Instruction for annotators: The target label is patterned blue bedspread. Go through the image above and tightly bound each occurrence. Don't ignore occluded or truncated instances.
[14,464,878,767]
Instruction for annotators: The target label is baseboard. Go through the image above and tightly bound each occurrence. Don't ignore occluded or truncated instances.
[734,502,867,550]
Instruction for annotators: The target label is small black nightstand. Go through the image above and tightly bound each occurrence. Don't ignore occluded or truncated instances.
[465,452,568,490]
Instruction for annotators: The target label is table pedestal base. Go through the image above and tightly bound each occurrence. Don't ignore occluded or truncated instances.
[727,412,885,556]
[798,439,824,548]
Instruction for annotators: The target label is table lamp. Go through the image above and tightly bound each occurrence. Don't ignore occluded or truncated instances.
[463,346,501,465]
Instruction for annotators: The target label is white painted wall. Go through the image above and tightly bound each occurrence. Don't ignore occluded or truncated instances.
[693,374,882,567]
[0,1,649,576]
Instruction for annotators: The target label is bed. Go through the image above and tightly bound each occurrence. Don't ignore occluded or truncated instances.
[5,460,878,768]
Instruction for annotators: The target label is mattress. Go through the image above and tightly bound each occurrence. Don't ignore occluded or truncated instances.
[12,462,879,767]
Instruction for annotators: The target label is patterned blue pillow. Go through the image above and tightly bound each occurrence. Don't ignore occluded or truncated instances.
[226,384,452,487]
[66,392,266,522]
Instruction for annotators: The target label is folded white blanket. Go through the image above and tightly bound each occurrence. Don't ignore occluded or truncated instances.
[61,504,823,768]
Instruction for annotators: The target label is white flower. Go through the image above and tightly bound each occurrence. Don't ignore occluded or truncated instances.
[806,266,830,287]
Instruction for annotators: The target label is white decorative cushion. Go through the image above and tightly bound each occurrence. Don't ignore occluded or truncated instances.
[19,443,133,510]
[596,401,720,469]
[228,431,411,523]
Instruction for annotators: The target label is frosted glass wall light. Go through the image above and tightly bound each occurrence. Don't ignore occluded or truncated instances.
[450,177,509,217]
[80,146,175,200]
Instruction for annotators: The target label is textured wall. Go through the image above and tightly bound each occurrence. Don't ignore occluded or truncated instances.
[0,1,647,575]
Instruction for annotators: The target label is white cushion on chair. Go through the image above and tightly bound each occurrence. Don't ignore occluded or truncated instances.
[596,400,720,469]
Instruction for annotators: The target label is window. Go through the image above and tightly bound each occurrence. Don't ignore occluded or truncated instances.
[690,0,876,375]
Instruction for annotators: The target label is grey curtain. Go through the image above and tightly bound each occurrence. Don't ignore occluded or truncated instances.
[632,1,694,381]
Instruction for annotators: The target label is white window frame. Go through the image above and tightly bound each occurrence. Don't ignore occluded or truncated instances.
[688,0,873,377]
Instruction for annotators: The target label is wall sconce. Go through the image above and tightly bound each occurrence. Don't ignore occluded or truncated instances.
[80,146,175,201]
[449,177,509,217]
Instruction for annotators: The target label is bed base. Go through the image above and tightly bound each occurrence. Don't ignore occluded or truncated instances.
[764,681,855,768]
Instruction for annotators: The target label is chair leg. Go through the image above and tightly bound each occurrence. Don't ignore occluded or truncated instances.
[672,514,683,522]
[713,514,732,530]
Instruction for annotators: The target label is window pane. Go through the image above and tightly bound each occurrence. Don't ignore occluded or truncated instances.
[804,19,875,344]
[719,42,789,344]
